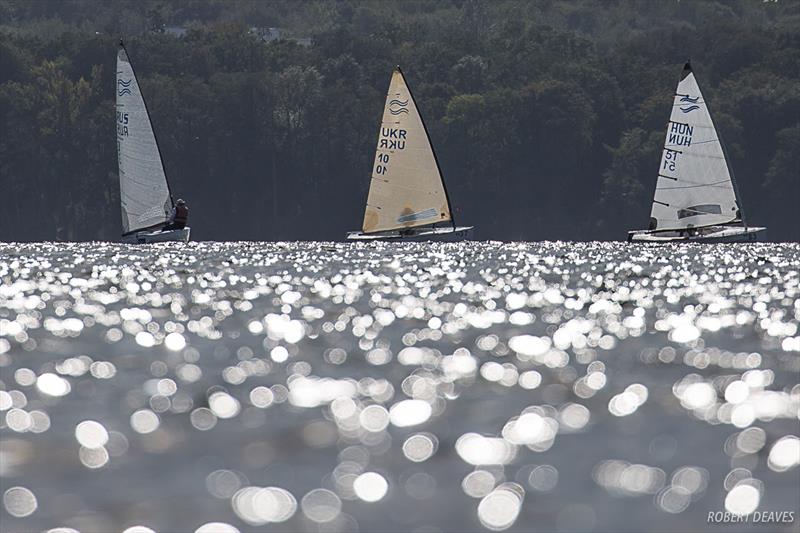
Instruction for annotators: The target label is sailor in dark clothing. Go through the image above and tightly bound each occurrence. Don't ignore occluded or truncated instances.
[166,199,189,230]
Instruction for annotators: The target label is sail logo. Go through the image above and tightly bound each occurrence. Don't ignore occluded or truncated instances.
[680,105,700,113]
[397,208,437,224]
[117,79,133,96]
[388,99,409,115]
[679,95,700,103]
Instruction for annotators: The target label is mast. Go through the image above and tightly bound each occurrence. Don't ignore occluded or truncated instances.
[119,39,175,207]
[645,63,690,232]
[397,66,456,230]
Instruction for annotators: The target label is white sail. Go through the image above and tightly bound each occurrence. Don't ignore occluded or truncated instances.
[648,63,739,231]
[362,67,452,234]
[116,45,172,234]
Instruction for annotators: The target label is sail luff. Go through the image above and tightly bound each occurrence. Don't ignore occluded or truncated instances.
[647,61,739,231]
[116,41,173,234]
[361,67,452,234]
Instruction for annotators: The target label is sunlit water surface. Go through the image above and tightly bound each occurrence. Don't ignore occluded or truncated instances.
[1,241,798,533]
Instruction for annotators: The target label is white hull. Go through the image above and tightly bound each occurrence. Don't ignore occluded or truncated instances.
[122,227,190,244]
[628,225,765,243]
[347,225,474,241]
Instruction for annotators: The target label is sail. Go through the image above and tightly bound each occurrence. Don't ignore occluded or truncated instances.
[648,62,739,231]
[116,44,172,234]
[362,67,452,233]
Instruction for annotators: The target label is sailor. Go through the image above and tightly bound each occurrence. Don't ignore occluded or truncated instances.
[167,199,189,230]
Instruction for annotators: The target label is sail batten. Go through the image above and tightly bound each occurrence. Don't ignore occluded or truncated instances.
[648,64,739,231]
[116,44,172,234]
[361,68,452,234]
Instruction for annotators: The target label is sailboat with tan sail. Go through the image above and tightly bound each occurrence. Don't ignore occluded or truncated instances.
[347,66,472,241]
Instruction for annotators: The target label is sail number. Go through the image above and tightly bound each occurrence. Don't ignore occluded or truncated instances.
[376,153,390,175]
[662,148,680,172]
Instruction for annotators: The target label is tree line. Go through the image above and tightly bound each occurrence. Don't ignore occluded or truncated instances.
[1,0,798,242]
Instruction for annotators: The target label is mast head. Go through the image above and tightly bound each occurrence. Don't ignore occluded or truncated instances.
[119,38,125,48]
[680,59,693,80]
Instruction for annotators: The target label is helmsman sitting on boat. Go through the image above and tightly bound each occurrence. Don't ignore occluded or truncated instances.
[164,199,189,230]
[346,66,472,241]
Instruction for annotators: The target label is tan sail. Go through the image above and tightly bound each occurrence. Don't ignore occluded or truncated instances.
[362,68,452,234]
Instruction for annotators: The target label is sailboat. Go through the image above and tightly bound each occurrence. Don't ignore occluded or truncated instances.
[627,62,765,243]
[347,66,473,241]
[116,41,190,244]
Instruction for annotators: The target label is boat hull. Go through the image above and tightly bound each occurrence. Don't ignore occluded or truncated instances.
[122,227,190,244]
[627,226,766,243]
[347,225,474,242]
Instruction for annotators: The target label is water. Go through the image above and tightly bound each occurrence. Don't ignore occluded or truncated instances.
[1,242,798,533]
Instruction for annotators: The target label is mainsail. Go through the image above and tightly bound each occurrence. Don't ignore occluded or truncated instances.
[648,62,740,231]
[116,43,172,234]
[362,67,452,234]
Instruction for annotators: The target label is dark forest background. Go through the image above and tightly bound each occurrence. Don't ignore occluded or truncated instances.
[1,0,798,242]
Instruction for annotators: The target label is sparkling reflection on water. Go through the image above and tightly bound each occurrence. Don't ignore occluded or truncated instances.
[0,241,798,533]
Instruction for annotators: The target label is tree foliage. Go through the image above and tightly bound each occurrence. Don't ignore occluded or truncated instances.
[0,0,797,241]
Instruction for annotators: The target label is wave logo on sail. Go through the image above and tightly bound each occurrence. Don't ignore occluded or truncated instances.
[389,99,409,115]
[679,95,700,103]
[680,104,700,113]
[117,79,133,96]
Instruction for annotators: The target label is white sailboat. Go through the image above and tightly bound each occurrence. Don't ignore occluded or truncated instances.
[116,41,190,244]
[628,62,765,243]
[347,66,472,241]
